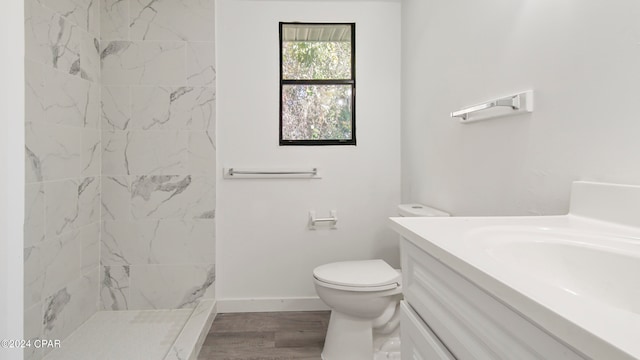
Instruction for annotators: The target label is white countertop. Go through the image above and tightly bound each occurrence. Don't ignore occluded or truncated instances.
[389,214,640,360]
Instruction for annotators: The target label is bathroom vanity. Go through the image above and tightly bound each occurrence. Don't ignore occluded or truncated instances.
[389,181,640,360]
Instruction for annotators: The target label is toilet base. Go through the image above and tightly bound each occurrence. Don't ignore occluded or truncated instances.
[321,312,402,360]
[322,311,374,360]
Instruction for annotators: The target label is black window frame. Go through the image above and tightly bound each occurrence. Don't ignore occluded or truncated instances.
[279,22,356,146]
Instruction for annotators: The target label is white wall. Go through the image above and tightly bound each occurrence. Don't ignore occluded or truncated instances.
[0,0,25,357]
[402,0,640,216]
[217,0,401,309]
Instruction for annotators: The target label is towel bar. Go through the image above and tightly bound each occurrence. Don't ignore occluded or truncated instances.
[223,168,321,179]
[450,90,533,122]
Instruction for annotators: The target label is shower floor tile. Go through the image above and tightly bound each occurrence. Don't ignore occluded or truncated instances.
[198,311,330,360]
[44,309,192,360]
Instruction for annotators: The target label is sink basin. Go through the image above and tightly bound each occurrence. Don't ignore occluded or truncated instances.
[466,226,640,315]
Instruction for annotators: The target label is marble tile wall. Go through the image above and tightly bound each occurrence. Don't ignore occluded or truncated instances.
[24,0,215,357]
[24,0,101,358]
[99,0,216,311]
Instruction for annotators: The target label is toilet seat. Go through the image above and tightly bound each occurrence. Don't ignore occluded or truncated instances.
[314,278,400,292]
[313,260,401,292]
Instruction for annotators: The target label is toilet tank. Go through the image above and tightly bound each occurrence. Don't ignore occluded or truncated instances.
[398,204,450,217]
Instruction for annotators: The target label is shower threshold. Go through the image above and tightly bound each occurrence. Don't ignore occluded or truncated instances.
[43,299,216,360]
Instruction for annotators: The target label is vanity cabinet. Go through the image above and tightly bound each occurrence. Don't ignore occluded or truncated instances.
[400,239,586,360]
[400,300,456,359]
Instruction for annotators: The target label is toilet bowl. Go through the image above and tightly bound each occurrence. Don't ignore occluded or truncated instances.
[313,204,450,360]
[314,259,402,360]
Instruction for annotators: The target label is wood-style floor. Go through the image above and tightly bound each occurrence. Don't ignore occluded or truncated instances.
[198,311,331,360]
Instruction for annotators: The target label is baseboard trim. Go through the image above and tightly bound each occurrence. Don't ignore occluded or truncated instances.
[217,297,330,313]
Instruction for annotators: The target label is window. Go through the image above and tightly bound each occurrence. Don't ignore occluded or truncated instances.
[279,22,356,146]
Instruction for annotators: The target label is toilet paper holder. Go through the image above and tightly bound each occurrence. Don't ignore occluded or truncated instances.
[309,210,338,230]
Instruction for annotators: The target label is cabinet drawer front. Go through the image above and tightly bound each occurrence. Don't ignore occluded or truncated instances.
[401,301,456,360]
[401,240,585,360]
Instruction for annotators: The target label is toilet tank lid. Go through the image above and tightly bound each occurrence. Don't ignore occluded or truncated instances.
[313,260,400,288]
[398,203,450,217]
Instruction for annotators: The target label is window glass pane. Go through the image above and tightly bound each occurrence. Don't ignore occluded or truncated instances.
[282,84,353,140]
[281,24,352,80]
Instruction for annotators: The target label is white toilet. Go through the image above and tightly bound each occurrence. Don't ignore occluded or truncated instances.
[313,204,450,360]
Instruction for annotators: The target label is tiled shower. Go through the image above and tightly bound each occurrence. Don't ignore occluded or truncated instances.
[23,0,216,358]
